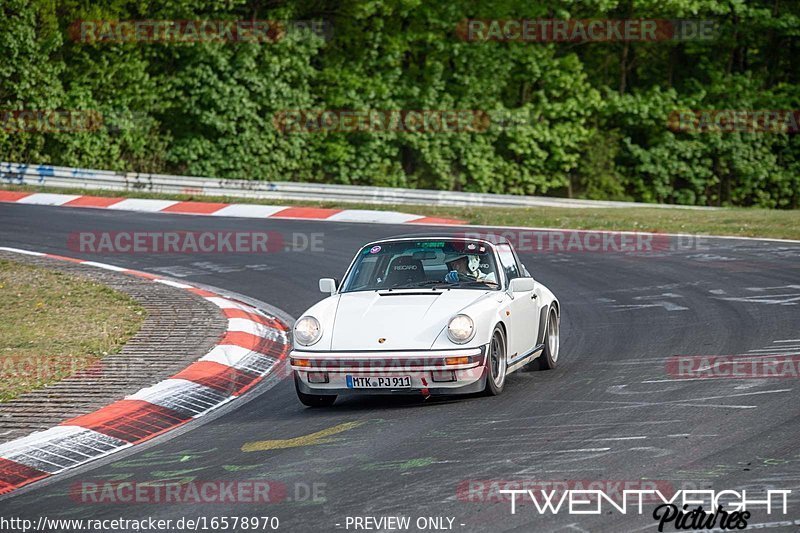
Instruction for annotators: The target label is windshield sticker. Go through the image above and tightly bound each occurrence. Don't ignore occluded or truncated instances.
[369,245,382,254]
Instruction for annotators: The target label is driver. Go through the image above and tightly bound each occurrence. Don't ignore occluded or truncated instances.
[444,255,496,283]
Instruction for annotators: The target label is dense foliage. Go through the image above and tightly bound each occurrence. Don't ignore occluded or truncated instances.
[1,0,798,207]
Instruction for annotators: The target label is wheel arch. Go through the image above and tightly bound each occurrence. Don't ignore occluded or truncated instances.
[495,319,508,341]
[535,305,550,346]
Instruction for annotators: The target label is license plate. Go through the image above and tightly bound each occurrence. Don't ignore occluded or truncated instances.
[346,375,412,389]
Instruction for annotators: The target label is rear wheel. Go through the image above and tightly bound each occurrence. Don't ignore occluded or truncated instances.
[535,309,560,370]
[294,375,337,407]
[483,326,507,396]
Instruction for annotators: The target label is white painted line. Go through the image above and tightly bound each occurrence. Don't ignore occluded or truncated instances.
[774,339,800,343]
[204,296,251,311]
[15,451,66,472]
[81,261,129,272]
[746,348,800,353]
[746,285,800,291]
[227,317,284,339]
[211,204,287,218]
[598,359,671,365]
[681,404,756,409]
[126,378,232,417]
[0,427,130,474]
[666,434,718,438]
[678,389,792,403]
[202,344,260,364]
[592,436,648,441]
[155,279,193,289]
[125,378,198,400]
[0,247,45,256]
[0,426,85,457]
[327,209,422,224]
[16,193,81,205]
[641,378,709,383]
[548,448,611,453]
[200,344,278,373]
[106,198,179,212]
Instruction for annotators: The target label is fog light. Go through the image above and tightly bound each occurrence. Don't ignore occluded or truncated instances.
[431,370,456,382]
[307,372,329,384]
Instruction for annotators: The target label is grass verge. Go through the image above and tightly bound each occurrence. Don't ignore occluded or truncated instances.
[0,259,146,402]
[2,184,799,240]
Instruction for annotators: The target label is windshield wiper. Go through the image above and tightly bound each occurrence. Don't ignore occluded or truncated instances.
[446,279,500,288]
[386,280,450,290]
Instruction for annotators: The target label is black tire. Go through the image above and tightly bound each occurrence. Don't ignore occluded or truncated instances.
[535,309,560,370]
[483,326,508,396]
[294,375,337,407]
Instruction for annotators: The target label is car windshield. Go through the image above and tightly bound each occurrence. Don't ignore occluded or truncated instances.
[340,240,501,293]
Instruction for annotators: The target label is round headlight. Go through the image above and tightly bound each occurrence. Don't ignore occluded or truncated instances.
[447,314,475,344]
[294,316,322,346]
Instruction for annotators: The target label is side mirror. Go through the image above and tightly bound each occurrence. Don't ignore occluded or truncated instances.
[508,277,535,293]
[319,278,338,295]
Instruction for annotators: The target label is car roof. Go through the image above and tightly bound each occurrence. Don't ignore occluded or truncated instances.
[365,233,511,246]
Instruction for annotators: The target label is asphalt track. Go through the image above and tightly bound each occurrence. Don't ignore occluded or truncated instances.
[1,202,799,532]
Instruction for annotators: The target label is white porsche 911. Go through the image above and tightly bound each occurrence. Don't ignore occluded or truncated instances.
[290,235,561,406]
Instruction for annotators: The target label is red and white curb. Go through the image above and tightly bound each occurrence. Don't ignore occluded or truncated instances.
[0,247,291,496]
[0,191,464,226]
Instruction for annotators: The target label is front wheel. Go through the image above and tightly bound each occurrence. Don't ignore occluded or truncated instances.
[294,375,337,407]
[536,309,560,370]
[483,326,507,396]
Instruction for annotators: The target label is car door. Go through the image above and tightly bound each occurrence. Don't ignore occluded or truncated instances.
[497,244,540,359]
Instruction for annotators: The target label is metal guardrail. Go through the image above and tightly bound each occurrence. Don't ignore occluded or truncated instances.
[0,162,714,210]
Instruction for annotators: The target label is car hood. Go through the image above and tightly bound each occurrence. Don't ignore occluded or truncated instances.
[330,290,492,351]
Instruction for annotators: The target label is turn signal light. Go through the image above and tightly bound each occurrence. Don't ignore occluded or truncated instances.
[292,358,311,368]
[445,356,469,366]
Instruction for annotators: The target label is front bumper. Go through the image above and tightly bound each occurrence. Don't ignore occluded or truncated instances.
[291,346,487,395]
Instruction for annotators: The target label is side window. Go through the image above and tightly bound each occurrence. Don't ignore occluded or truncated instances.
[496,245,521,281]
[348,255,378,290]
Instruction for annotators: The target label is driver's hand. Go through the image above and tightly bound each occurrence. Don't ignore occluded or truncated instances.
[445,270,459,283]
